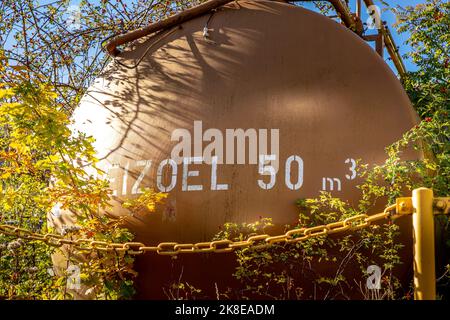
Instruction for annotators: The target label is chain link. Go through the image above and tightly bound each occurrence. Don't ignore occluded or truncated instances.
[0,204,402,256]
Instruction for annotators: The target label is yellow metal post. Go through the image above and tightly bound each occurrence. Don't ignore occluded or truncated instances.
[412,187,436,300]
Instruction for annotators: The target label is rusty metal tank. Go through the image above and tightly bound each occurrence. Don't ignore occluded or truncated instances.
[55,0,419,299]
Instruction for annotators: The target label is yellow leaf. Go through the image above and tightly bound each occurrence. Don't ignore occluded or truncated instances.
[11,65,28,71]
[0,88,14,99]
[1,171,11,179]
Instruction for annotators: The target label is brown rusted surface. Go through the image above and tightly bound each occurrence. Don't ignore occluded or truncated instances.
[53,0,418,299]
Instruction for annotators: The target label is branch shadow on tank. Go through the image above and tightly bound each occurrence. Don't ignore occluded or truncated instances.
[67,0,419,299]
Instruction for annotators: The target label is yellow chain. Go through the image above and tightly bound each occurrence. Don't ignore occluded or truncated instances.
[0,204,400,256]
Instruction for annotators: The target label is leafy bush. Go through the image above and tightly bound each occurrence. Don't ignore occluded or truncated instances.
[0,57,136,299]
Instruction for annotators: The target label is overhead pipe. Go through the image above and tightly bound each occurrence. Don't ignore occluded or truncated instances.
[105,0,363,57]
[104,0,404,77]
[105,0,235,56]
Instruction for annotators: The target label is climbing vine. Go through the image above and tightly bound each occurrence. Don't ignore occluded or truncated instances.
[0,55,138,299]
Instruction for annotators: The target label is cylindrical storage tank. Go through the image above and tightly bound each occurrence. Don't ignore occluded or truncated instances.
[54,0,419,299]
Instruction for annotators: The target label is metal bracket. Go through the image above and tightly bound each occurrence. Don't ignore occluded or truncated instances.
[396,197,413,215]
[434,197,450,215]
[395,196,450,215]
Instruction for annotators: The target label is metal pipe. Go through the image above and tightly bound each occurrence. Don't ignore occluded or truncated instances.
[356,0,361,18]
[105,0,235,56]
[104,0,404,77]
[412,187,436,300]
[105,0,363,57]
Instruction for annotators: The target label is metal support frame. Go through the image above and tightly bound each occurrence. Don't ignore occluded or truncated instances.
[412,188,436,300]
[364,33,384,57]
[356,0,361,18]
[396,188,450,300]
[362,0,406,76]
